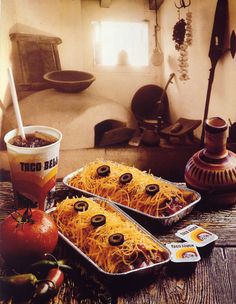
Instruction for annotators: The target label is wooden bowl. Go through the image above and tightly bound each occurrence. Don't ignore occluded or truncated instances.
[43,70,96,92]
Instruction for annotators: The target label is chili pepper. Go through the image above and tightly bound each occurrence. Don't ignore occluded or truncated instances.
[0,273,37,300]
[0,273,37,285]
[30,259,72,278]
[47,267,64,290]
[33,268,64,301]
[33,280,55,301]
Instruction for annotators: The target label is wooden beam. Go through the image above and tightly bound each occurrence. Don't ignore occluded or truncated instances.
[100,0,112,8]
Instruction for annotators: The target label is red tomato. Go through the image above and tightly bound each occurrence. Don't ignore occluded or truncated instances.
[0,208,58,267]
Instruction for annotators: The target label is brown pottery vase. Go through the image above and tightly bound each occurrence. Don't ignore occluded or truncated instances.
[184,117,236,205]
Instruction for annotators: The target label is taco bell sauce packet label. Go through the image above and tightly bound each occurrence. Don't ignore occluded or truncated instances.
[175,224,218,247]
[166,242,201,263]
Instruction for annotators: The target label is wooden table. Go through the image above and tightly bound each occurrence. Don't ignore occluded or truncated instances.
[0,182,235,304]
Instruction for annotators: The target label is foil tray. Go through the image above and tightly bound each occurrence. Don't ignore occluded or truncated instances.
[63,169,201,227]
[47,197,170,279]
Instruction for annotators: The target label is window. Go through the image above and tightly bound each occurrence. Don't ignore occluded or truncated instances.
[92,21,149,66]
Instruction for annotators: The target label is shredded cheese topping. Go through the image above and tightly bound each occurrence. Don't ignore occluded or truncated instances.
[68,160,196,217]
[53,197,168,273]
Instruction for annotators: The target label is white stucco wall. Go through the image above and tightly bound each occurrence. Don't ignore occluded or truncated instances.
[0,0,161,138]
[12,0,83,71]
[80,0,162,107]
[0,0,83,137]
[0,0,17,132]
[159,0,236,137]
[0,0,82,109]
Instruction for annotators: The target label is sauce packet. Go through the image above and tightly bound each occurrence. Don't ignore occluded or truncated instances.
[175,224,218,247]
[166,242,201,263]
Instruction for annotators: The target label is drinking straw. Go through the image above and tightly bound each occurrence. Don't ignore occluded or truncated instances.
[8,67,26,140]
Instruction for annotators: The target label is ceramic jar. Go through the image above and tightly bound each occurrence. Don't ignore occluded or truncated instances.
[141,129,160,146]
[184,117,236,205]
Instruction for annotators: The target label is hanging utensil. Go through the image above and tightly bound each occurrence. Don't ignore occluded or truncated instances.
[129,73,175,146]
[230,30,236,58]
[175,0,191,9]
[157,73,175,108]
[200,0,228,146]
[150,0,164,66]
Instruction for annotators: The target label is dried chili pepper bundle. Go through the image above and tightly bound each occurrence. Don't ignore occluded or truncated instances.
[173,18,186,50]
[173,9,192,81]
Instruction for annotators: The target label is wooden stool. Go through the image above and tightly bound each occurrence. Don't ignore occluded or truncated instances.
[160,118,202,144]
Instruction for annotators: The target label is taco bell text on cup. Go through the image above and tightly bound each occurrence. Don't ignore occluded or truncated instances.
[4,126,62,210]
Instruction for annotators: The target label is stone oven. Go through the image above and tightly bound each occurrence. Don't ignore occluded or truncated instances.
[2,33,136,149]
[2,89,136,149]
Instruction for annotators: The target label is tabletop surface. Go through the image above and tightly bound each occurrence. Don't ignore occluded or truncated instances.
[0,181,235,304]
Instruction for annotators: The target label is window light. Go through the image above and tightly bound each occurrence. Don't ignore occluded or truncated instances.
[92,21,149,66]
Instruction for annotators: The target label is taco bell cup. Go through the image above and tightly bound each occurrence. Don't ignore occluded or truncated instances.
[4,126,62,210]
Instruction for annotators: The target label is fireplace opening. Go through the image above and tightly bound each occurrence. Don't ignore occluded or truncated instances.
[94,119,135,147]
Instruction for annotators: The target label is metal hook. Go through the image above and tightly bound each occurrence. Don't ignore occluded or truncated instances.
[175,0,191,9]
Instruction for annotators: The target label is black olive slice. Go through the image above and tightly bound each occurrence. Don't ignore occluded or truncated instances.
[74,200,89,212]
[91,214,106,227]
[145,184,160,196]
[96,165,111,177]
[119,173,133,185]
[108,233,124,246]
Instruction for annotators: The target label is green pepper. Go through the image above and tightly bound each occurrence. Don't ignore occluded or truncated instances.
[0,273,37,300]
[30,259,72,278]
